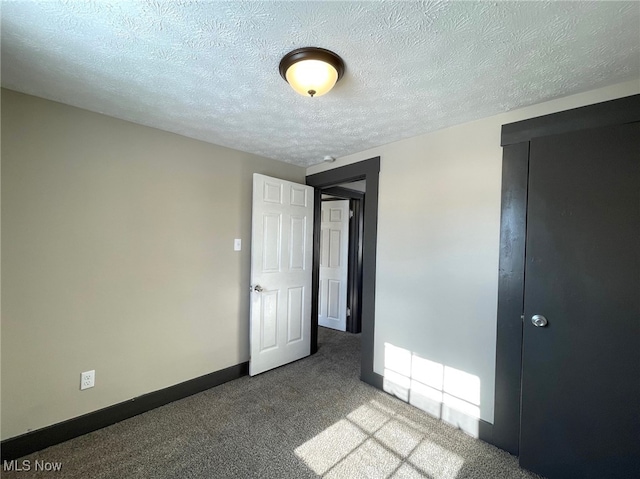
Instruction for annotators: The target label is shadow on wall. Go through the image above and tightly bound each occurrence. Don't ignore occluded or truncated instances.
[383,343,482,438]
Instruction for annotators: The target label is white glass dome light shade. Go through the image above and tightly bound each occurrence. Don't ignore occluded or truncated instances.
[285,59,338,97]
[279,47,345,98]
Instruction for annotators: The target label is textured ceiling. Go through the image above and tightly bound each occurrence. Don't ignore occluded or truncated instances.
[2,1,639,167]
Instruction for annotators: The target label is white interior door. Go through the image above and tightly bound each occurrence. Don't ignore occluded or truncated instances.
[250,174,314,376]
[318,200,349,331]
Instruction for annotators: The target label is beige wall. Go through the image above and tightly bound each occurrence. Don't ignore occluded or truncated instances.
[1,89,305,440]
[307,79,640,425]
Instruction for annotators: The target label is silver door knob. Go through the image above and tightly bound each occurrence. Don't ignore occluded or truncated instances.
[252,285,264,293]
[531,315,548,327]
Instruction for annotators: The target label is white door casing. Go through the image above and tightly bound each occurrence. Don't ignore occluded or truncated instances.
[318,200,349,331]
[250,174,314,376]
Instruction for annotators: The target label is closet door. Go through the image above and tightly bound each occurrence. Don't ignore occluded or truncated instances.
[520,122,639,478]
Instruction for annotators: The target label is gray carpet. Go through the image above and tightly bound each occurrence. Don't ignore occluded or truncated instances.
[3,328,542,479]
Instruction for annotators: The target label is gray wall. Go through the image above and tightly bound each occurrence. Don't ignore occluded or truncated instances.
[307,80,640,428]
[1,89,305,440]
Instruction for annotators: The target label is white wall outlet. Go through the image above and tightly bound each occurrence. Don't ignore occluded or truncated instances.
[234,238,242,251]
[80,370,95,390]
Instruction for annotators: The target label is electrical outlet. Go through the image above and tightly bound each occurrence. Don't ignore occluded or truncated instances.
[80,370,95,390]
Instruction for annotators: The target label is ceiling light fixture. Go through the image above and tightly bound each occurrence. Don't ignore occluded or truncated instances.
[279,47,345,98]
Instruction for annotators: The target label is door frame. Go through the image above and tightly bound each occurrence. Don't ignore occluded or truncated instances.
[306,157,381,387]
[492,94,640,455]
[322,186,365,334]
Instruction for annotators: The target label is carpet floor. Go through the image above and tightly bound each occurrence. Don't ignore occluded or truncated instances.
[3,328,542,479]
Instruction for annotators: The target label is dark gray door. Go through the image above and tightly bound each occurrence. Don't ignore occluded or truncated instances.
[520,122,640,478]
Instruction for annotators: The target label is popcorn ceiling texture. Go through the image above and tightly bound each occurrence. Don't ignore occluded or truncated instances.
[1,1,638,166]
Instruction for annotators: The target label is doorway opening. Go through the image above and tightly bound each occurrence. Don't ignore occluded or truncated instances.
[319,181,365,334]
[306,157,381,387]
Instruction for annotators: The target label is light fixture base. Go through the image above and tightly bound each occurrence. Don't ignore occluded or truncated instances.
[279,47,345,82]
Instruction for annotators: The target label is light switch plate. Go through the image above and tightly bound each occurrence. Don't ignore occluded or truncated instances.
[234,238,241,251]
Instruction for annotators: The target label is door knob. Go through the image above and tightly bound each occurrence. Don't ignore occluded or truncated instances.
[252,285,264,292]
[531,315,548,327]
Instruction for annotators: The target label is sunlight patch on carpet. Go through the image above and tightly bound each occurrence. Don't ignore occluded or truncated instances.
[294,399,465,478]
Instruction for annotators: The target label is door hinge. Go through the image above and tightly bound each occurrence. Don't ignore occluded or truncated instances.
[347,307,351,316]
[520,314,525,322]
[350,210,354,218]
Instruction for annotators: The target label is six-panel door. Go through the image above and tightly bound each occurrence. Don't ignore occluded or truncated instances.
[319,200,349,331]
[249,174,314,376]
